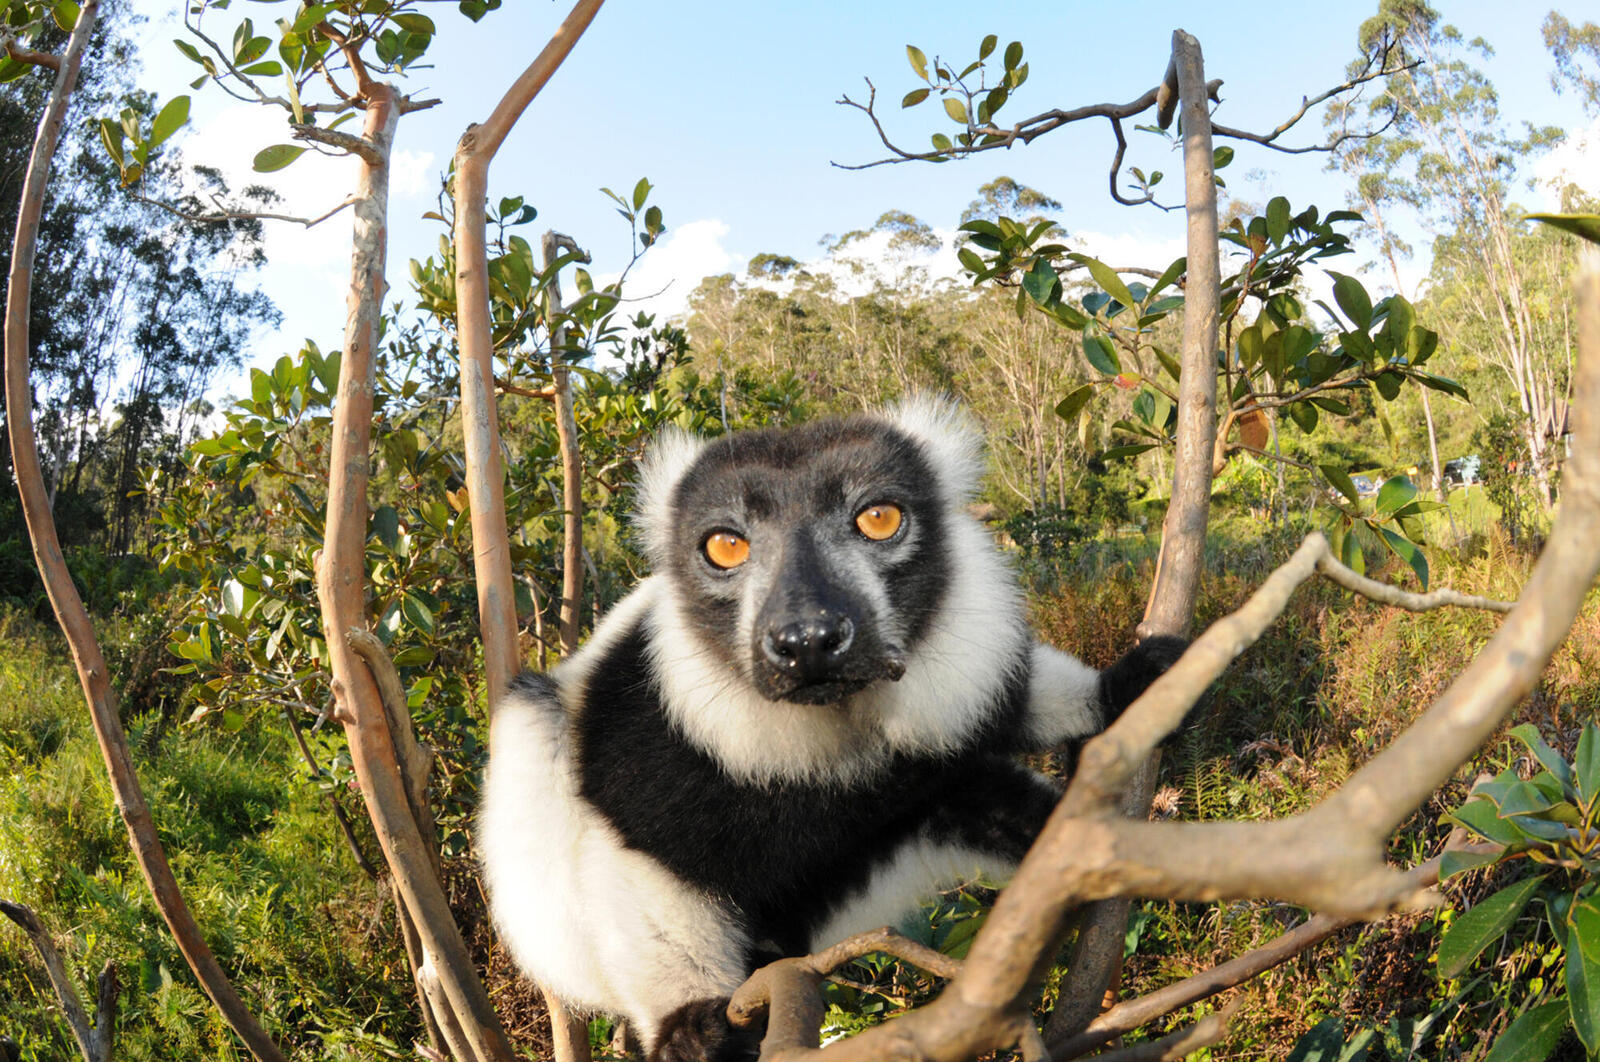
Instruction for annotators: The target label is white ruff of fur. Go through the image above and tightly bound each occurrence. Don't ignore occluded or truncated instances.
[634,427,707,569]
[887,394,987,507]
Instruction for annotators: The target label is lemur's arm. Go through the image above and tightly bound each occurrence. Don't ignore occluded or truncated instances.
[1019,636,1189,749]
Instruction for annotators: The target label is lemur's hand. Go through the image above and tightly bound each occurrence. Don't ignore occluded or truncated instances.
[1097,635,1190,723]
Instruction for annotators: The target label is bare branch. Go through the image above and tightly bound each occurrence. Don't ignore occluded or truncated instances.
[129,191,357,229]
[1088,1002,1237,1062]
[1,34,60,71]
[1049,848,1493,1058]
[0,901,115,1062]
[3,5,289,1058]
[291,122,383,164]
[1316,552,1514,613]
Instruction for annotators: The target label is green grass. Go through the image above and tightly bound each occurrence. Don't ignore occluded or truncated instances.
[0,609,415,1061]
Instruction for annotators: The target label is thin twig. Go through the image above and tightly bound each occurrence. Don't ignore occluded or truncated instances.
[129,191,357,229]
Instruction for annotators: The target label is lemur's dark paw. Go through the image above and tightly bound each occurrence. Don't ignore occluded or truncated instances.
[651,997,761,1062]
[1097,634,1189,721]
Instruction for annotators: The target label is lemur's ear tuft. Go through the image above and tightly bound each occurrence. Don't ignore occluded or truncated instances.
[883,393,986,505]
[634,427,706,566]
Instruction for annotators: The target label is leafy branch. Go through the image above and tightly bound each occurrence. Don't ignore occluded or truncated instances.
[837,30,1420,210]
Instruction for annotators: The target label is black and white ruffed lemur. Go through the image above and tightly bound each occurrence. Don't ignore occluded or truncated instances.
[479,397,1186,1062]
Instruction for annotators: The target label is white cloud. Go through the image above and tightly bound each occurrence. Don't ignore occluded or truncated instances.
[1071,230,1187,273]
[604,218,741,325]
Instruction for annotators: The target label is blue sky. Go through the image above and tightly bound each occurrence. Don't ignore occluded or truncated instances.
[126,1,1598,384]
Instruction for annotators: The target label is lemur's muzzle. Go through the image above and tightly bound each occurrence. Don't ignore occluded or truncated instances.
[751,534,906,704]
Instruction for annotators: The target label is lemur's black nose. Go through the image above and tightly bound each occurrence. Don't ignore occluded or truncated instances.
[761,614,855,683]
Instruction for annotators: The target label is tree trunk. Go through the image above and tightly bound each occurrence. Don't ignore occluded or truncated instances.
[1052,28,1221,1042]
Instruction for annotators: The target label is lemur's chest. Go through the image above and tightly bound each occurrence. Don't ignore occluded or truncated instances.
[571,624,986,941]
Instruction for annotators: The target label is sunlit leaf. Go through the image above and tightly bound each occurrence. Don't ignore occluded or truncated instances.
[1437,874,1545,979]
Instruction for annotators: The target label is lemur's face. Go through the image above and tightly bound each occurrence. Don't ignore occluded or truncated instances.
[662,418,951,705]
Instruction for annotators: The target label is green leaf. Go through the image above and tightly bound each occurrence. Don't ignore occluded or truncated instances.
[1449,797,1525,845]
[1411,370,1469,400]
[1374,370,1403,401]
[943,97,969,124]
[1237,324,1264,371]
[1482,1001,1572,1062]
[1021,258,1059,306]
[1150,256,1186,297]
[1266,196,1291,244]
[1568,894,1600,1052]
[1287,1016,1345,1062]
[149,95,190,149]
[901,87,930,108]
[1375,475,1417,516]
[1575,724,1600,805]
[907,44,929,81]
[1101,443,1156,460]
[252,144,306,172]
[1437,874,1546,979]
[401,593,436,636]
[1003,40,1022,71]
[1527,212,1600,245]
[1213,145,1234,169]
[1320,465,1360,505]
[1286,401,1317,432]
[1329,272,1373,329]
[370,505,400,550]
[52,0,79,30]
[1407,325,1439,365]
[1508,724,1578,800]
[1439,847,1505,881]
[978,34,997,60]
[1054,384,1095,423]
[632,177,651,211]
[1082,333,1120,375]
[1067,253,1138,312]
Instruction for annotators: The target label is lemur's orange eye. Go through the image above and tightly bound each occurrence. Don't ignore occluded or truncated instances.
[855,504,903,541]
[703,531,750,570]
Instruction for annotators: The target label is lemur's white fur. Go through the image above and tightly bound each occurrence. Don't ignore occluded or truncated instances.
[480,398,1104,1044]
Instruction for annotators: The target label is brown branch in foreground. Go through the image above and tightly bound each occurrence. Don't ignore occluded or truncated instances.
[290,122,383,164]
[0,902,116,1062]
[2,5,289,1059]
[316,79,518,1062]
[1092,1002,1237,1062]
[1051,845,1497,1058]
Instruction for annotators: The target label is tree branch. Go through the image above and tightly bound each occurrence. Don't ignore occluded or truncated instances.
[1,34,60,71]
[128,191,357,229]
[291,122,383,164]
[0,902,116,1062]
